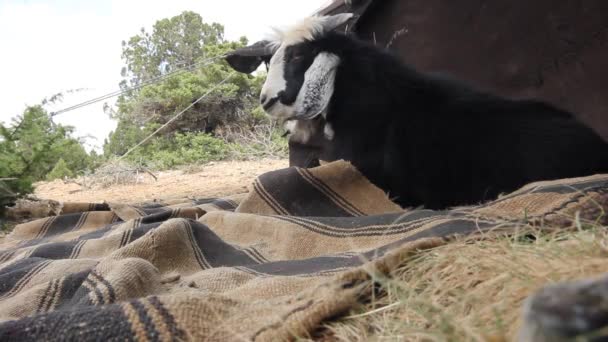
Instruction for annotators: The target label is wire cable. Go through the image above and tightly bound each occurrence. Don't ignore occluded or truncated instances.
[117,71,236,160]
[50,54,228,117]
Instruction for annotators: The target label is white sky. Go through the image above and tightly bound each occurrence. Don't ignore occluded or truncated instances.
[0,0,329,151]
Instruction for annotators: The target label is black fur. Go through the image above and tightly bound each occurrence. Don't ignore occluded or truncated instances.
[288,32,608,209]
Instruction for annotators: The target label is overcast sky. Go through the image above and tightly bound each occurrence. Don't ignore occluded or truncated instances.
[0,0,329,151]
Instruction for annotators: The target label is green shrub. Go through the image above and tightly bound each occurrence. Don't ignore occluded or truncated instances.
[175,132,229,163]
[1,105,98,213]
[46,159,74,181]
[120,131,230,169]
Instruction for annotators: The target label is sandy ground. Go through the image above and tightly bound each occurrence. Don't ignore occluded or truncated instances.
[34,159,288,204]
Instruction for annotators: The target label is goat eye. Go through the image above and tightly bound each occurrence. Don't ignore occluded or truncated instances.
[289,53,304,62]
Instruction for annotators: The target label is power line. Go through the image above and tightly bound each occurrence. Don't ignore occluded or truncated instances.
[49,54,228,117]
[50,54,226,117]
[117,71,236,160]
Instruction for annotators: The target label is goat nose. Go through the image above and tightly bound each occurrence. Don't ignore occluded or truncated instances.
[260,95,267,105]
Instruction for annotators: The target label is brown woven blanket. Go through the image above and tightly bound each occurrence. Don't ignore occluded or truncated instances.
[0,161,606,341]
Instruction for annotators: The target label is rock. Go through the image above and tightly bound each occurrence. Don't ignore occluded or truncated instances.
[518,274,608,341]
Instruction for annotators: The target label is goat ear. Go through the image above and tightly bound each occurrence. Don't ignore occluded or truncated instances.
[294,52,340,120]
[320,13,354,32]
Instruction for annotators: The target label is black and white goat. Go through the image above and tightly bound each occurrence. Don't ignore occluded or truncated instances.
[260,13,608,210]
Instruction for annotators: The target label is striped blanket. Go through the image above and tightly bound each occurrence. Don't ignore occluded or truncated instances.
[0,160,606,341]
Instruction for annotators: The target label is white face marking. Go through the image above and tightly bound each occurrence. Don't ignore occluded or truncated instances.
[260,46,292,120]
[259,13,353,123]
[260,50,340,122]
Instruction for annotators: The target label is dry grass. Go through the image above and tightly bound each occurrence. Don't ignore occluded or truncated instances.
[80,160,155,189]
[309,224,608,342]
[217,124,288,160]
